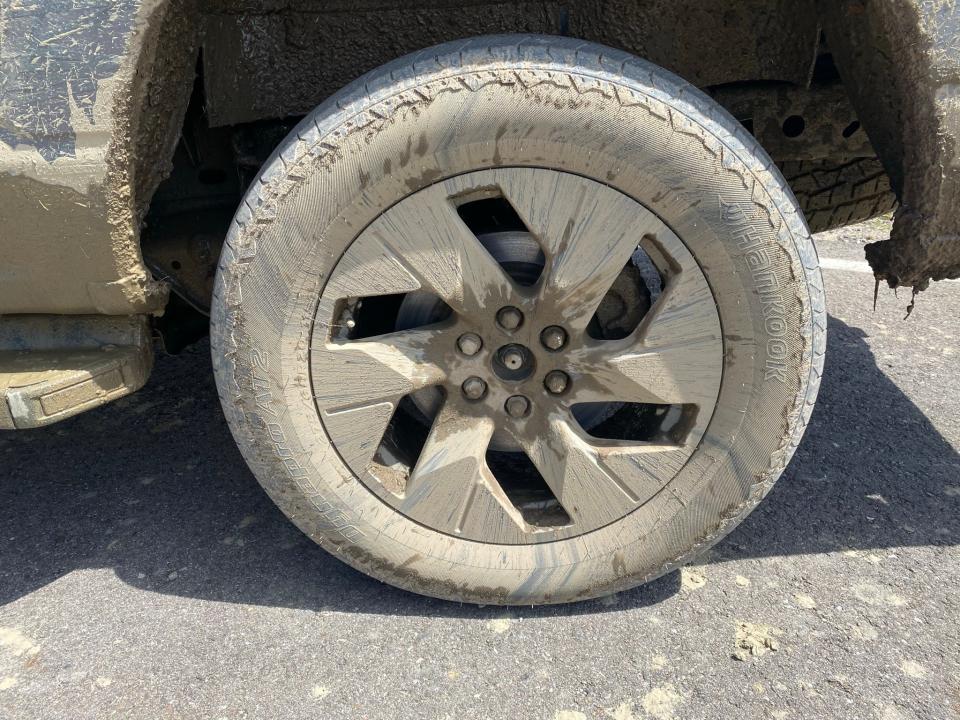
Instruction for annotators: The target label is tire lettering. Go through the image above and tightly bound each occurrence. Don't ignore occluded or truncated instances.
[721,200,789,383]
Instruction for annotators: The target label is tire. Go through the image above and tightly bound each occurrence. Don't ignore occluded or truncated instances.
[211,35,825,604]
[780,157,897,233]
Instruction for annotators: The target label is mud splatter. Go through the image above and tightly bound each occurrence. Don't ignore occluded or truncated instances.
[850,623,879,641]
[852,584,907,607]
[680,568,706,591]
[642,685,683,719]
[794,593,817,609]
[733,621,781,660]
[878,706,912,720]
[606,701,637,720]
[492,122,509,166]
[649,655,669,671]
[398,136,413,168]
[415,132,429,158]
[486,616,515,634]
[900,660,926,678]
[0,628,39,658]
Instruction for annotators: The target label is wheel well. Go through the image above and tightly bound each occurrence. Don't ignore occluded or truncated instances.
[140,0,872,346]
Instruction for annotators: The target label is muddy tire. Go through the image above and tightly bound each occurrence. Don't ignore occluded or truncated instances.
[210,35,825,604]
[780,157,897,233]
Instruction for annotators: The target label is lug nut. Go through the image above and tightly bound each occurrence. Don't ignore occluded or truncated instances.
[500,346,526,371]
[540,325,568,351]
[505,395,531,418]
[544,370,570,395]
[496,306,524,331]
[461,376,487,401]
[457,332,483,356]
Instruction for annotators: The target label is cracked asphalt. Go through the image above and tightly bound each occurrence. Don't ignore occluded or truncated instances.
[1,219,958,720]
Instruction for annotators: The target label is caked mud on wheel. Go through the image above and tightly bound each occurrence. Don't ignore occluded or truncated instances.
[313,168,722,544]
[211,35,825,604]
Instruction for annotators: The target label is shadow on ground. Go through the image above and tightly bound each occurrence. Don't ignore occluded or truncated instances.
[1,317,957,617]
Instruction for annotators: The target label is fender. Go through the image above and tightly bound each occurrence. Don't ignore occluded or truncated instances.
[0,0,198,315]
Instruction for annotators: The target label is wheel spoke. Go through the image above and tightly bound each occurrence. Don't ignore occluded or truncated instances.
[637,239,722,355]
[511,410,675,529]
[497,169,658,330]
[568,338,720,407]
[399,401,528,539]
[361,186,518,314]
[311,327,447,413]
[567,240,723,407]
[321,402,396,478]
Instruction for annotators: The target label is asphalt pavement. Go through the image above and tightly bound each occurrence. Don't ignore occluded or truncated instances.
[1,218,958,720]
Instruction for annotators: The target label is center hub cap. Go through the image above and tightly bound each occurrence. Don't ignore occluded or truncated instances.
[494,343,535,381]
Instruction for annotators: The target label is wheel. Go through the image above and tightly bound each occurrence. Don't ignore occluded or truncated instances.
[211,35,825,604]
[780,157,897,233]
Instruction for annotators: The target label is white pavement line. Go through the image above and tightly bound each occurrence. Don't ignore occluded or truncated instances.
[819,256,959,282]
[819,257,874,274]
